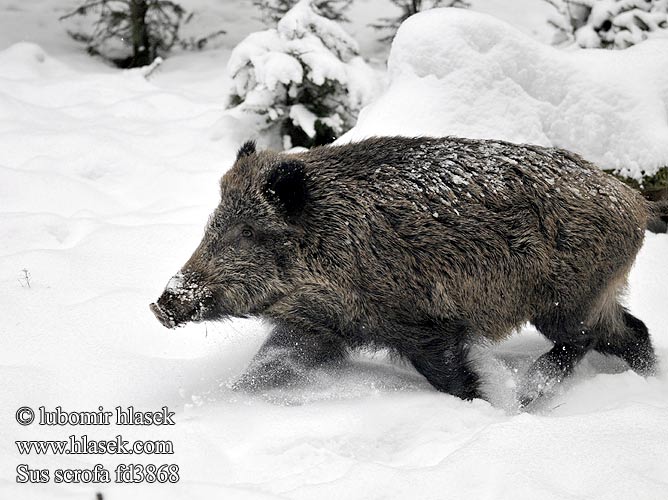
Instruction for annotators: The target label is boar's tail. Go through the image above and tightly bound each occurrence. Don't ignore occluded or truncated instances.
[647,199,668,233]
[651,199,668,216]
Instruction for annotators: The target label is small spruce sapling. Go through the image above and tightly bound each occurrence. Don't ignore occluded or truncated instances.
[253,0,352,24]
[225,0,377,149]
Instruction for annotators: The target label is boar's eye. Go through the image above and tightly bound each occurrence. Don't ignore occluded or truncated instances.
[241,227,253,238]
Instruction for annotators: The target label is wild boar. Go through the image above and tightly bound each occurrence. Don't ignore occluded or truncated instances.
[150,136,661,406]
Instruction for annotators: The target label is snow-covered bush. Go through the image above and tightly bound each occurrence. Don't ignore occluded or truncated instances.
[372,0,469,41]
[546,0,668,48]
[225,0,378,149]
[253,0,352,24]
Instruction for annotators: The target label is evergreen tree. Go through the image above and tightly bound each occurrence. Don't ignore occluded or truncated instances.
[226,0,377,149]
[60,0,225,68]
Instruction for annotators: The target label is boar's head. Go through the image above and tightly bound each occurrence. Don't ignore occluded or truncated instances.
[150,141,308,328]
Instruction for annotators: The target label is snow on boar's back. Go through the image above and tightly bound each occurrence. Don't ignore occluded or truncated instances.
[150,136,658,407]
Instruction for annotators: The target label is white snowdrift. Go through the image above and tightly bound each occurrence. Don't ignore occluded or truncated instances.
[344,8,668,181]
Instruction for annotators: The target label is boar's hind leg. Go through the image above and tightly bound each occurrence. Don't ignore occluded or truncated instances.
[521,302,657,408]
[401,321,480,401]
[233,322,347,392]
[594,309,656,376]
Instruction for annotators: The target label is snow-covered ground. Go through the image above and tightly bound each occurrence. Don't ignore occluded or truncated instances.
[1,2,667,500]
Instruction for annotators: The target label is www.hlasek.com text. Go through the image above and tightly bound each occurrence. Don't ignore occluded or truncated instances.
[17,434,174,455]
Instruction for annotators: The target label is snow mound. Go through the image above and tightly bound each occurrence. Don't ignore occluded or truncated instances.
[343,8,668,181]
[0,42,72,80]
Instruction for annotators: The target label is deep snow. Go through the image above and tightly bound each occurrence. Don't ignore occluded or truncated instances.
[1,2,667,500]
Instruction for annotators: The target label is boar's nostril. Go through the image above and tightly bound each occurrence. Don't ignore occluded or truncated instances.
[150,302,178,329]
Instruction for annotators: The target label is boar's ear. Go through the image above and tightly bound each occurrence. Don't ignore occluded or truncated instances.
[264,160,307,217]
[236,140,256,160]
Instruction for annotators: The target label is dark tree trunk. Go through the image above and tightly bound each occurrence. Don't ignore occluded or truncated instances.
[129,0,151,67]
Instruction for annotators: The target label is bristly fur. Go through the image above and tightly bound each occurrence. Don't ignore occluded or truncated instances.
[236,139,256,160]
[153,136,657,404]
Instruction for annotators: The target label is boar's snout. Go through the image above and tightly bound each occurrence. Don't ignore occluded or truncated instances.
[150,301,177,329]
[150,273,211,329]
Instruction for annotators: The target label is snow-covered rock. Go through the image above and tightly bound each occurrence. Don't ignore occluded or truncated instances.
[343,8,668,181]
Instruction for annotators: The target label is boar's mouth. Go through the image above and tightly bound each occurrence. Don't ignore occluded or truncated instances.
[149,302,192,329]
[149,302,180,329]
[149,298,216,329]
[150,276,216,329]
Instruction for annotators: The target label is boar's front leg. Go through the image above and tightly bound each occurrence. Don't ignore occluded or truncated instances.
[233,322,348,392]
[517,312,598,409]
[517,342,590,409]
